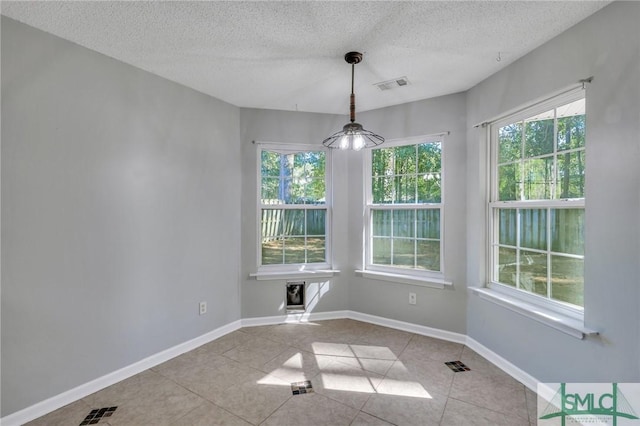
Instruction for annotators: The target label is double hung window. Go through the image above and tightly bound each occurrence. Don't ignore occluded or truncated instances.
[489,88,586,310]
[258,145,331,270]
[365,136,444,279]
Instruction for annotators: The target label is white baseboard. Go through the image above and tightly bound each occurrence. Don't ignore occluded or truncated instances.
[240,310,349,327]
[240,310,467,345]
[2,311,541,425]
[465,336,539,392]
[0,320,242,426]
[346,311,467,344]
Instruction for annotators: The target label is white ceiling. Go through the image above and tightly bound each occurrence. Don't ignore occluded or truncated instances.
[1,1,609,115]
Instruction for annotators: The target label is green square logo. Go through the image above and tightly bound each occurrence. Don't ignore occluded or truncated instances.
[537,383,640,425]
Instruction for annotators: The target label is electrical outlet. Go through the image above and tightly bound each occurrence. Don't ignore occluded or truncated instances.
[199,301,207,315]
[409,293,417,305]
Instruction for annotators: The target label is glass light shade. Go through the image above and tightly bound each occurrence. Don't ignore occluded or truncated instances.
[322,122,384,150]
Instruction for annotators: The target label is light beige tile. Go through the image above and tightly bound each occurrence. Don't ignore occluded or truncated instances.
[260,346,323,382]
[313,353,349,370]
[349,412,395,426]
[174,400,252,426]
[240,324,276,335]
[222,335,290,368]
[312,373,376,410]
[400,334,465,363]
[459,346,512,379]
[25,399,93,426]
[209,373,293,424]
[375,376,435,400]
[261,392,358,426]
[384,356,455,396]
[316,319,375,342]
[355,327,413,358]
[82,370,204,425]
[362,390,448,426]
[315,319,372,332]
[315,352,393,380]
[292,337,355,357]
[525,387,538,423]
[26,319,546,426]
[242,323,322,344]
[312,360,384,410]
[153,350,263,401]
[244,335,290,353]
[221,346,280,370]
[154,346,238,374]
[329,353,395,376]
[260,322,331,344]
[441,397,530,426]
[449,370,528,420]
[196,330,256,355]
[350,344,399,361]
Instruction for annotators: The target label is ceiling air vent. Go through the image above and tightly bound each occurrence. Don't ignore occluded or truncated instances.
[375,77,410,91]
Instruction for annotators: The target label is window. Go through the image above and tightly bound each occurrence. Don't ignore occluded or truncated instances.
[258,145,330,270]
[365,136,444,278]
[489,89,585,310]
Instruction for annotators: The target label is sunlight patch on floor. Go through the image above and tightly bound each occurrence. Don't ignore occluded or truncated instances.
[317,372,377,394]
[376,378,432,398]
[349,344,397,360]
[256,344,433,399]
[311,342,352,356]
[282,352,304,368]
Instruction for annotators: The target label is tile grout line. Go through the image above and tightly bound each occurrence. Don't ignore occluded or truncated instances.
[445,395,531,423]
[151,359,256,425]
[256,392,293,426]
[354,410,399,426]
[438,396,452,425]
[524,386,538,424]
[221,329,301,425]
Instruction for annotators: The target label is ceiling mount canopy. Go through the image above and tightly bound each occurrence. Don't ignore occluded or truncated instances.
[322,52,385,151]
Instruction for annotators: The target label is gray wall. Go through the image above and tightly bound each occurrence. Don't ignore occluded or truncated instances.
[346,94,469,333]
[1,17,242,416]
[238,94,469,336]
[3,0,639,419]
[466,1,640,382]
[238,108,351,318]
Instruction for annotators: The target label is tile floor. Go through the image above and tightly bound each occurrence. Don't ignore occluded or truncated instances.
[26,319,538,426]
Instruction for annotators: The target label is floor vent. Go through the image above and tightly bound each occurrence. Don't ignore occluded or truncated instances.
[79,407,117,425]
[291,380,313,395]
[445,361,470,372]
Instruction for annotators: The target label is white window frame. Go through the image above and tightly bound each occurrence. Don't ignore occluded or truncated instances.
[363,134,447,285]
[487,87,586,320]
[256,143,333,275]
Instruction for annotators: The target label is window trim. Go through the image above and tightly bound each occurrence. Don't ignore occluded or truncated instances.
[363,134,447,282]
[486,87,586,318]
[469,286,597,339]
[256,142,333,273]
[355,269,452,289]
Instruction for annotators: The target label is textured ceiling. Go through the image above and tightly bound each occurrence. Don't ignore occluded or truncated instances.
[1,1,609,114]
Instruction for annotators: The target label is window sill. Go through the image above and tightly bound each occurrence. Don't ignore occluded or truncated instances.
[355,270,452,289]
[250,269,340,281]
[469,287,598,340]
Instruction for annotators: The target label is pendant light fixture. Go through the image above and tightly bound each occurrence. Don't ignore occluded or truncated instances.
[322,51,385,151]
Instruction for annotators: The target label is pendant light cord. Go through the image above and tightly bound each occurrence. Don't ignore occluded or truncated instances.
[321,51,385,149]
[350,63,356,123]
